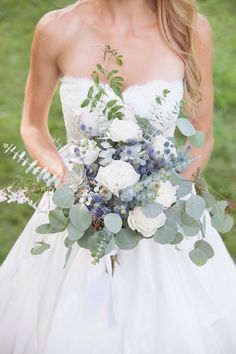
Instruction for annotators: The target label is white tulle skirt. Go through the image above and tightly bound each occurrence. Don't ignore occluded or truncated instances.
[0,190,236,354]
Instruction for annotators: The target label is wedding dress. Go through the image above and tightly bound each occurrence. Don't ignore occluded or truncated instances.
[0,76,236,354]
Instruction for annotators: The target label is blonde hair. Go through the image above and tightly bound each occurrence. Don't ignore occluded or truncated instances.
[60,0,202,118]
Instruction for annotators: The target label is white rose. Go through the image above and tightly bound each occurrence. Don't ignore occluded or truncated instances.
[107,118,143,143]
[155,180,177,208]
[128,206,166,237]
[96,160,140,197]
[152,135,177,157]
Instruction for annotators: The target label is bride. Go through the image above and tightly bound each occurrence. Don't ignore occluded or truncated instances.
[1,0,236,353]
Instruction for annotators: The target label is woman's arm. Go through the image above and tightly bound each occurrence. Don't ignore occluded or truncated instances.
[181,14,214,181]
[20,11,68,183]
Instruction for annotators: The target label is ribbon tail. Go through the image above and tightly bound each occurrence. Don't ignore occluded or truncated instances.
[82,246,118,328]
[82,258,106,324]
[104,254,117,327]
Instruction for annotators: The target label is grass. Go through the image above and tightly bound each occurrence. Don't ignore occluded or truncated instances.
[0,0,235,264]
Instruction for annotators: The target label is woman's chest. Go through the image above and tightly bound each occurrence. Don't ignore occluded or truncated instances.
[58,24,184,86]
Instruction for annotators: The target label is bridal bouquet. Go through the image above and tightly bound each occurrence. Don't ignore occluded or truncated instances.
[1,45,234,270]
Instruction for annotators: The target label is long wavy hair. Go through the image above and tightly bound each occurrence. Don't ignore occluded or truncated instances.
[60,0,202,118]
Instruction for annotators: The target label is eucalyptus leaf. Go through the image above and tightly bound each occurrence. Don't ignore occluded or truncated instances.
[189,247,208,266]
[141,203,165,218]
[176,118,196,137]
[194,240,214,259]
[36,223,60,235]
[153,225,177,244]
[211,200,228,216]
[180,212,201,236]
[87,233,101,252]
[31,241,51,255]
[115,229,139,250]
[189,131,205,148]
[52,185,75,208]
[69,204,92,231]
[165,206,182,225]
[104,213,122,233]
[36,223,51,235]
[49,209,68,232]
[170,232,184,245]
[185,195,206,220]
[77,226,94,249]
[64,236,76,248]
[68,223,84,241]
[202,192,216,210]
[176,180,193,198]
[211,213,234,234]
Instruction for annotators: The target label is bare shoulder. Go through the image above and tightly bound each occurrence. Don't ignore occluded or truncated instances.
[34,3,93,41]
[195,13,213,45]
[34,10,72,43]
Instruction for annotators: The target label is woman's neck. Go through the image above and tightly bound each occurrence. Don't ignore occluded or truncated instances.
[95,0,157,29]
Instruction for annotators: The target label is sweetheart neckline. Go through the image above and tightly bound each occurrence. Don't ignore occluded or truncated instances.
[59,75,184,95]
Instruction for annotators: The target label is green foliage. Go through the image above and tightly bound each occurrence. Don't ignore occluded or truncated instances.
[31,241,51,255]
[52,185,75,209]
[104,213,123,234]
[69,204,92,231]
[115,228,140,249]
[154,224,177,244]
[0,0,236,264]
[189,239,215,266]
[176,118,196,137]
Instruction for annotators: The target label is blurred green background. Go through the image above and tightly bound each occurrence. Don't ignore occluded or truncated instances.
[0,0,235,264]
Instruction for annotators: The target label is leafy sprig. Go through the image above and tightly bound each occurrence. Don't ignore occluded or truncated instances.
[3,143,59,187]
[81,44,125,120]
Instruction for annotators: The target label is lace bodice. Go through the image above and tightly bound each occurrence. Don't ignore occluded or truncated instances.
[59,76,184,144]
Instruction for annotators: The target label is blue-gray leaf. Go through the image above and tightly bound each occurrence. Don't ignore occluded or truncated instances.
[49,209,68,232]
[31,241,51,255]
[115,229,140,250]
[176,118,196,137]
[68,223,84,241]
[185,195,206,220]
[189,247,208,266]
[189,131,205,148]
[153,225,177,244]
[69,204,92,231]
[104,213,122,233]
[52,185,75,208]
[194,240,214,259]
[141,203,165,218]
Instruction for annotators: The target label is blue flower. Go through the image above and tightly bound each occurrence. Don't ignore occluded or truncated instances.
[164,141,170,147]
[120,187,136,202]
[92,194,103,203]
[80,124,86,131]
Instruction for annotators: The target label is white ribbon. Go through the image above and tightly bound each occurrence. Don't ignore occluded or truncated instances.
[82,246,118,327]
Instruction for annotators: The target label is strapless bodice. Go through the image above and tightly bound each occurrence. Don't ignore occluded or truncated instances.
[59,76,184,144]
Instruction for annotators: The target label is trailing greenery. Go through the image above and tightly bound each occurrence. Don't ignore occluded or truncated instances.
[0,0,235,264]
